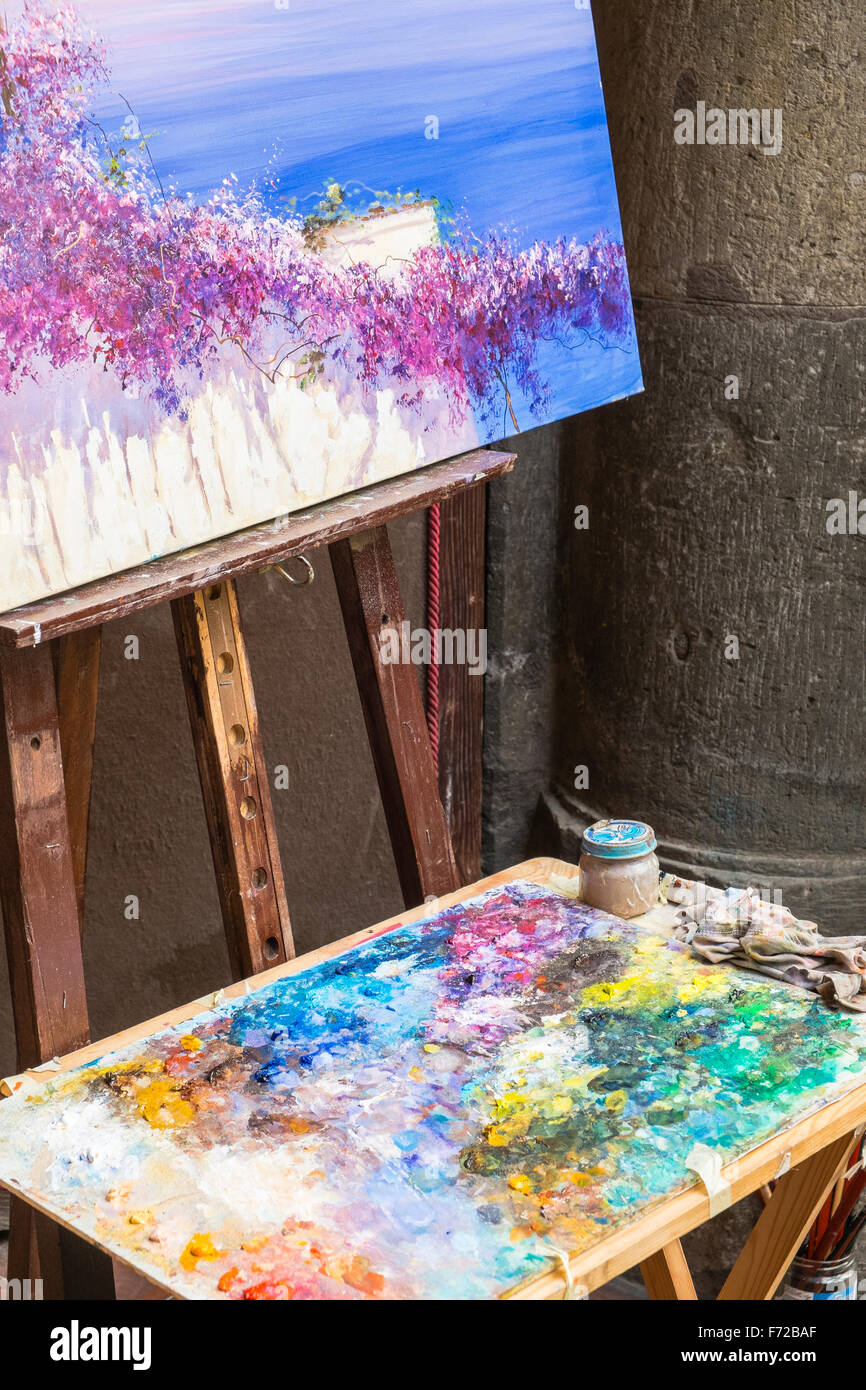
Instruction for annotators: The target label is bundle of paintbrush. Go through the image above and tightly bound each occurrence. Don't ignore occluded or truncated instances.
[806,1141,866,1262]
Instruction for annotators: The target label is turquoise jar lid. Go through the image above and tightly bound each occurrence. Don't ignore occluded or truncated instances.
[581,819,657,860]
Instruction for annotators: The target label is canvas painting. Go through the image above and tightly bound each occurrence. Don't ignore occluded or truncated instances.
[0,1,642,612]
[1,879,865,1300]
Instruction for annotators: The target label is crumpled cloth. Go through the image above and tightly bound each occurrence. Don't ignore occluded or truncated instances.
[664,876,866,1012]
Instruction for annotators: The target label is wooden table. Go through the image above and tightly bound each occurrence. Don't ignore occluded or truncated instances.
[1,858,864,1301]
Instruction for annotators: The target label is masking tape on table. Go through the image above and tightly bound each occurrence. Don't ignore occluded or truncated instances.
[538,1241,588,1300]
[1,1058,62,1099]
[774,1150,791,1179]
[685,1143,732,1219]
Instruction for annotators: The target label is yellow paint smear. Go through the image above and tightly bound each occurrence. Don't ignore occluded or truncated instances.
[180,1232,224,1271]
[677,972,726,1003]
[136,1078,195,1129]
[126,1209,152,1227]
[581,976,639,1008]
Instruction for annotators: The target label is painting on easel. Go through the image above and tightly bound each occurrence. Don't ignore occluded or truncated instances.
[0,1,642,611]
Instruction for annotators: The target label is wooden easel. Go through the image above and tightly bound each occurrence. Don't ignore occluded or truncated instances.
[0,447,515,1299]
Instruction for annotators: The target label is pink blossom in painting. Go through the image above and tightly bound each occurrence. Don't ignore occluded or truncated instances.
[0,5,632,432]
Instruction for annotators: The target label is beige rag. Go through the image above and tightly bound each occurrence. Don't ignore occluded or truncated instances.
[665,876,866,1012]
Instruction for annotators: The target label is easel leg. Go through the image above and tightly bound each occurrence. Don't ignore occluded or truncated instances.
[0,642,114,1297]
[436,486,486,884]
[719,1129,860,1300]
[54,629,102,923]
[330,527,460,906]
[640,1240,697,1300]
[0,645,90,1063]
[173,581,295,978]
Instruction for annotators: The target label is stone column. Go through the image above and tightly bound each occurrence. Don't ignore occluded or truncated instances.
[519,0,865,931]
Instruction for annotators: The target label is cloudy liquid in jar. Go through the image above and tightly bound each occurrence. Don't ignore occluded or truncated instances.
[579,820,660,919]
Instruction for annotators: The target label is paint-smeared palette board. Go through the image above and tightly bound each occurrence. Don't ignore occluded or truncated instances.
[2,861,534,1096]
[0,449,514,648]
[2,858,866,1302]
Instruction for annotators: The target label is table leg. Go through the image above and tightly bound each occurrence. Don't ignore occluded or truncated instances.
[640,1240,697,1300]
[718,1129,860,1300]
[330,527,460,906]
[173,581,295,978]
[56,1223,118,1301]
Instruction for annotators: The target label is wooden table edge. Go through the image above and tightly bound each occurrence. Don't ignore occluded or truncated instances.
[503,1088,866,1299]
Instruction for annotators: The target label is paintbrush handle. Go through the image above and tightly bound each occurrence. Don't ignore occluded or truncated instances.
[833,1210,866,1261]
[816,1169,866,1261]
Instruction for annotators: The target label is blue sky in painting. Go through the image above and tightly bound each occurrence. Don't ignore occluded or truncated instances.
[51,0,643,427]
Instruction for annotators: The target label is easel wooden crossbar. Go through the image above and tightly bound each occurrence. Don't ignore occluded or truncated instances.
[0,447,515,1298]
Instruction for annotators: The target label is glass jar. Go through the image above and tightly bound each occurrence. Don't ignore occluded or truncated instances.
[781,1253,858,1301]
[579,819,660,919]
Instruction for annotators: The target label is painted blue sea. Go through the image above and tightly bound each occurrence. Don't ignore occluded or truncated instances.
[73,0,643,428]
